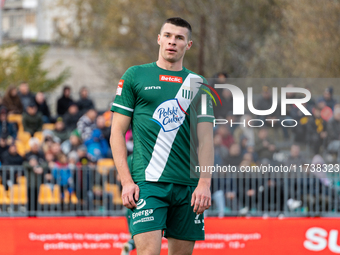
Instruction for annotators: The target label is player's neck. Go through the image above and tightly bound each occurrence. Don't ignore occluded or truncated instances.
[156,58,183,71]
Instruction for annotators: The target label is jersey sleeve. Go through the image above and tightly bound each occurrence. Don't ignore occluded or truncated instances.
[197,77,215,123]
[111,66,136,117]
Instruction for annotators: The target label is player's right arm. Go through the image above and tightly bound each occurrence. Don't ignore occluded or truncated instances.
[110,66,139,209]
[110,112,139,209]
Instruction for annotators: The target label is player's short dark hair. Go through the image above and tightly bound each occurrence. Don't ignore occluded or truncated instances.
[161,17,192,40]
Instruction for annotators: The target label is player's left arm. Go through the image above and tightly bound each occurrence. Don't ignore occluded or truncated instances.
[191,121,214,214]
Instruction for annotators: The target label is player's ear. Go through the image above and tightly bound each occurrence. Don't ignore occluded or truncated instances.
[157,34,161,46]
[186,40,193,50]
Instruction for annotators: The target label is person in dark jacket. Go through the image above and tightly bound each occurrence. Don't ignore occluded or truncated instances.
[254,128,276,161]
[25,137,45,163]
[18,82,35,111]
[57,85,74,116]
[1,143,24,165]
[22,102,43,136]
[23,154,49,212]
[318,87,337,111]
[2,85,23,114]
[326,107,340,157]
[0,107,17,139]
[0,134,9,162]
[52,117,70,143]
[306,107,327,154]
[76,86,95,115]
[35,92,51,123]
[62,103,81,132]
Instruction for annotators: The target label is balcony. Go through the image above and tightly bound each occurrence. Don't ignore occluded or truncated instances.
[4,0,38,9]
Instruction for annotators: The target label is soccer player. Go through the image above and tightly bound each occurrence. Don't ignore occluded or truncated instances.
[110,17,214,255]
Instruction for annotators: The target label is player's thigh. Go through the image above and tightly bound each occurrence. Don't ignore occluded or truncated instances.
[165,185,205,241]
[128,182,170,237]
[133,230,162,255]
[168,237,195,255]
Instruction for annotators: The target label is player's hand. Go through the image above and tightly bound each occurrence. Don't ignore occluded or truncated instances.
[191,183,211,214]
[121,181,140,209]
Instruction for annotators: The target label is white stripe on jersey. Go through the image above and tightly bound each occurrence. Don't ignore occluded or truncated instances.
[145,73,202,181]
[112,103,134,112]
[197,115,215,118]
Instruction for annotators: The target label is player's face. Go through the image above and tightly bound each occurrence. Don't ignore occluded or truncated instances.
[158,23,192,64]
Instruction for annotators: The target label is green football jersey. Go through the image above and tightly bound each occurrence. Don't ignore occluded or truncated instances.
[111,62,214,186]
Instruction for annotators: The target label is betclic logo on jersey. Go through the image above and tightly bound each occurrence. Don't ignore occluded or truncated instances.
[159,75,183,83]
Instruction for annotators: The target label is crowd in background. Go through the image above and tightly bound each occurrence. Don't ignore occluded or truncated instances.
[211,72,340,216]
[0,82,122,212]
[1,77,340,216]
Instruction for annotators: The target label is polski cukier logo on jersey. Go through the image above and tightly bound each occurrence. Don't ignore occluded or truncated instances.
[151,99,188,132]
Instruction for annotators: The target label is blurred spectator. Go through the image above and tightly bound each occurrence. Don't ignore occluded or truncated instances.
[35,92,51,123]
[68,151,81,172]
[2,85,23,114]
[225,143,243,167]
[212,72,232,119]
[286,144,305,168]
[44,151,55,170]
[233,114,255,147]
[284,144,306,210]
[318,87,337,111]
[61,131,83,155]
[237,160,256,215]
[243,152,256,166]
[24,154,48,212]
[85,129,110,162]
[256,86,281,121]
[51,141,62,160]
[215,125,234,149]
[317,98,333,122]
[1,143,24,165]
[213,133,228,166]
[77,145,90,166]
[291,98,313,143]
[53,117,70,143]
[77,108,97,141]
[57,85,74,116]
[255,86,288,138]
[254,128,276,161]
[0,106,17,139]
[239,135,249,156]
[326,107,340,158]
[41,130,56,154]
[306,107,327,154]
[52,153,74,199]
[18,82,35,111]
[25,137,45,163]
[0,135,9,163]
[215,89,233,119]
[22,102,43,136]
[63,103,81,132]
[125,128,133,156]
[226,111,238,134]
[284,84,298,118]
[96,115,111,144]
[294,155,336,212]
[77,86,95,115]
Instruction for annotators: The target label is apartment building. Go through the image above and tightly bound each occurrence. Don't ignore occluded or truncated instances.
[1,0,55,42]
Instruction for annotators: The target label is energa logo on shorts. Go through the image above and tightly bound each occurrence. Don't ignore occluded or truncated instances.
[136,199,146,210]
